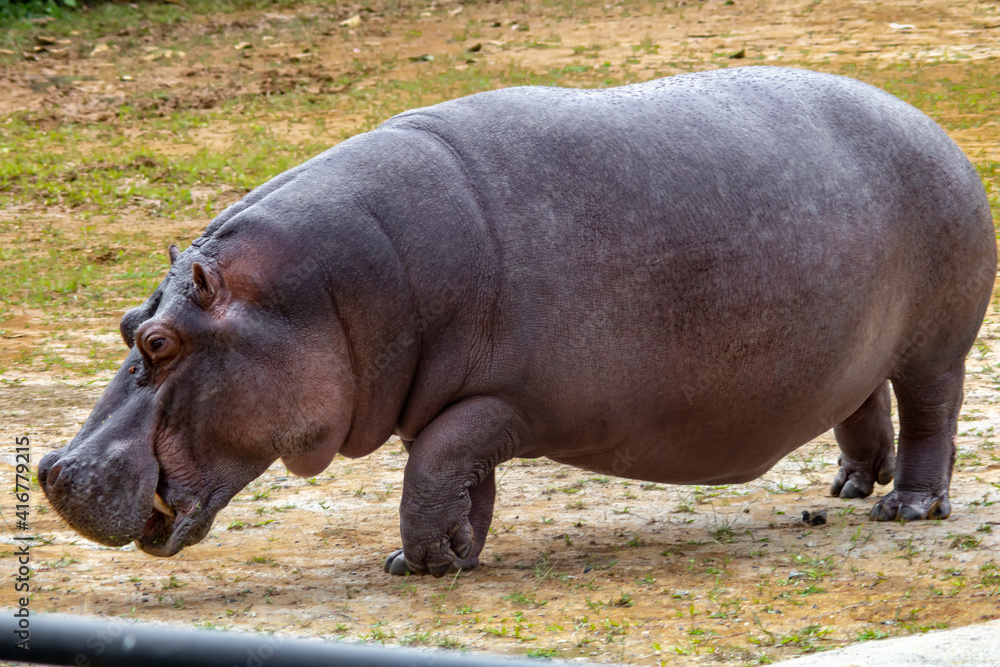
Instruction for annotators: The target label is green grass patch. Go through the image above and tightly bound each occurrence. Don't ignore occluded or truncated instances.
[3,16,1000,374]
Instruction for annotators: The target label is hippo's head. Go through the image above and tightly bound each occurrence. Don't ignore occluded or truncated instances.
[38,240,356,556]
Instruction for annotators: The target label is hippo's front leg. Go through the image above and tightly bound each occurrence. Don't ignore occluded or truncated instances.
[384,470,496,576]
[384,397,524,577]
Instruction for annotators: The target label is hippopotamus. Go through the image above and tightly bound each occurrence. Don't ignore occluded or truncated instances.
[39,66,995,577]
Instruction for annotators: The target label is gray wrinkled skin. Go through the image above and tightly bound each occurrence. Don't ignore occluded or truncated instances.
[38,67,995,577]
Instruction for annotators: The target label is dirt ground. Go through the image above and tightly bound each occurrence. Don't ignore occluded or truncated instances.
[2,1,1000,665]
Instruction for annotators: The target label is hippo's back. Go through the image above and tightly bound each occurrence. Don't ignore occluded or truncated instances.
[386,67,982,247]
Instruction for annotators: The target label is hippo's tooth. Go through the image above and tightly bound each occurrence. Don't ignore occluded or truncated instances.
[153,493,175,517]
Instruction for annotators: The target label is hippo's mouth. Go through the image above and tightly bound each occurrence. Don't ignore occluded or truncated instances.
[135,474,223,557]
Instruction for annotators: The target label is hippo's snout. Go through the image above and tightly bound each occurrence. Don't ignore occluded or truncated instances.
[38,437,161,548]
[37,449,80,518]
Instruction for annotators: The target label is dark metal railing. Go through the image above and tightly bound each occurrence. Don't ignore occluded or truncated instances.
[1,610,606,667]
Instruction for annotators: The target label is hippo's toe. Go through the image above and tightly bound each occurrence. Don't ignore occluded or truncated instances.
[838,479,870,499]
[870,502,895,522]
[453,554,480,572]
[384,549,415,576]
[426,560,452,578]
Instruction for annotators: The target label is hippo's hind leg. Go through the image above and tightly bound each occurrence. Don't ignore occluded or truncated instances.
[830,380,896,499]
[870,366,964,521]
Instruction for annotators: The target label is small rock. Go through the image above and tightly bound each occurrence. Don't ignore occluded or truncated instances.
[35,35,70,46]
[340,14,362,27]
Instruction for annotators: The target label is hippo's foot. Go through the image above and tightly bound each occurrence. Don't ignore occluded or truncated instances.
[829,452,895,499]
[870,489,951,522]
[383,548,479,576]
[831,380,896,500]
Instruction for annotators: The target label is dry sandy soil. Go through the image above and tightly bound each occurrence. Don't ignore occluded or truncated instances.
[2,1,1000,665]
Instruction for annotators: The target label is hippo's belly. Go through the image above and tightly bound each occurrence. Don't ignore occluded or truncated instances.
[535,350,887,484]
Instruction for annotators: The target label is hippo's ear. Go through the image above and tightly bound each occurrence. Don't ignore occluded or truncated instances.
[168,244,181,265]
[191,262,219,306]
[120,306,146,349]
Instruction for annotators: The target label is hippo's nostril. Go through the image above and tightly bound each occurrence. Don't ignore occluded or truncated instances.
[46,464,63,487]
[38,453,55,487]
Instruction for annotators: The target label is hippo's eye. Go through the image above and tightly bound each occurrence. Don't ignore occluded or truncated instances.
[138,327,178,365]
